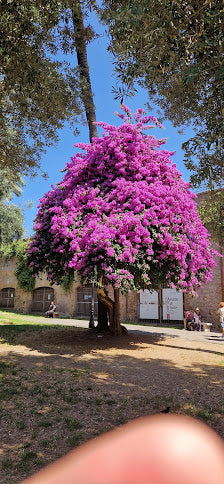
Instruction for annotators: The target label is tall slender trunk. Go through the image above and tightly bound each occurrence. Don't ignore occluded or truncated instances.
[70,2,123,334]
[71,1,106,329]
[71,0,98,141]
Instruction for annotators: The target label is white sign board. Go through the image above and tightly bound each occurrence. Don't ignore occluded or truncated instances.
[140,290,159,319]
[162,288,183,320]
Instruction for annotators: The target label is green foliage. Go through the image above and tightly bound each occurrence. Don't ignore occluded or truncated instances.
[0,168,25,202]
[0,167,25,246]
[15,258,36,292]
[99,0,224,187]
[199,190,224,244]
[0,203,24,246]
[0,240,35,292]
[61,272,75,293]
[0,0,84,175]
[2,0,222,185]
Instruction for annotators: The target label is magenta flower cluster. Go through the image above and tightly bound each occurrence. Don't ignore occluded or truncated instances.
[28,106,217,295]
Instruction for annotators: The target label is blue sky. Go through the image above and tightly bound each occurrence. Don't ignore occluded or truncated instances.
[16,13,194,237]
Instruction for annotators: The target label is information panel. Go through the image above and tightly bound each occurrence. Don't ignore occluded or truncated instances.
[162,288,183,321]
[139,290,159,320]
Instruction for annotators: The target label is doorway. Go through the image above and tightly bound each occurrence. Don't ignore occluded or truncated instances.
[32,287,54,313]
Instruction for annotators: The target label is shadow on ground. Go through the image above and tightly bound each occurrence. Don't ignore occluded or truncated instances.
[0,323,223,484]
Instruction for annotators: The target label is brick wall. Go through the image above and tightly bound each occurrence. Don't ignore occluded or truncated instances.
[185,244,223,331]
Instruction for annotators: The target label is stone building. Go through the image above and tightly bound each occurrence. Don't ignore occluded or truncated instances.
[0,256,138,323]
[0,248,222,330]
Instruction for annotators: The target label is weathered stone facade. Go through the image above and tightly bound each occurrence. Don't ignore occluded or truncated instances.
[0,257,77,316]
[0,257,138,322]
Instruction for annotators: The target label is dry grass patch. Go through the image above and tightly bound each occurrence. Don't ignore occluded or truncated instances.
[0,318,223,483]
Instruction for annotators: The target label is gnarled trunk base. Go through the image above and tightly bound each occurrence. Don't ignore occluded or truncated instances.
[96,282,127,336]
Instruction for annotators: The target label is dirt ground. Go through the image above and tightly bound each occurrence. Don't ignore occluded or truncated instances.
[0,325,223,483]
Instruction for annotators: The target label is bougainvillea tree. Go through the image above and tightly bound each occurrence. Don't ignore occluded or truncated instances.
[28,105,217,335]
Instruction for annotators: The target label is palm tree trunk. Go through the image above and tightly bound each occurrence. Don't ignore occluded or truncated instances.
[71,1,107,328]
[70,2,124,334]
[71,0,98,141]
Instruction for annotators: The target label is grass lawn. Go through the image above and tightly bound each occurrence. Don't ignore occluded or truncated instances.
[0,310,223,483]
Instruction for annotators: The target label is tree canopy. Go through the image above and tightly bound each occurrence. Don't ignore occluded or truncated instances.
[27,106,217,333]
[0,167,24,247]
[99,0,224,188]
[0,0,87,175]
[0,204,23,247]
[199,190,224,244]
[2,0,223,186]
[0,168,25,201]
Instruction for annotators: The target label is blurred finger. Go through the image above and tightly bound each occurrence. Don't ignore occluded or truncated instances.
[24,414,224,484]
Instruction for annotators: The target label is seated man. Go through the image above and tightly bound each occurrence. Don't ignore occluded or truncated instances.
[45,301,56,318]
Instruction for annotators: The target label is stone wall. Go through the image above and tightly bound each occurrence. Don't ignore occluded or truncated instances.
[0,257,31,313]
[185,244,223,331]
[0,257,138,322]
[0,257,76,317]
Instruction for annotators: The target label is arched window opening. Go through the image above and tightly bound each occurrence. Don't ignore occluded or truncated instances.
[0,288,15,308]
[76,286,98,318]
[32,287,54,313]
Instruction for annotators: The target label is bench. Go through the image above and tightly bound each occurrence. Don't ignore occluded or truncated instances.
[53,312,59,318]
[201,322,212,332]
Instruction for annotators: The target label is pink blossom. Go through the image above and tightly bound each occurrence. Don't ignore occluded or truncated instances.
[27,105,218,294]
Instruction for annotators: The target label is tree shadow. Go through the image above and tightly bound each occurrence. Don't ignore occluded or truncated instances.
[1,323,222,359]
[2,342,223,418]
[1,325,223,483]
[0,323,167,355]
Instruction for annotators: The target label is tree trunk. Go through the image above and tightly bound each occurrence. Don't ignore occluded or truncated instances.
[112,288,122,335]
[70,2,125,335]
[71,1,109,330]
[97,298,109,332]
[97,289,114,329]
[96,274,113,332]
[71,1,98,142]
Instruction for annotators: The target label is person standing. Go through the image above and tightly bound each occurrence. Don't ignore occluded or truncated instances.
[218,302,224,337]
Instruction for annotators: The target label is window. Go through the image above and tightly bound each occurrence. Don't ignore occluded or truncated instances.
[0,288,15,308]
[76,286,98,317]
[32,287,54,313]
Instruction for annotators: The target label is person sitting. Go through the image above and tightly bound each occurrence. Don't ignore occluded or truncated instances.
[193,307,202,331]
[184,311,194,330]
[45,301,56,318]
